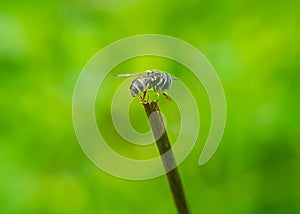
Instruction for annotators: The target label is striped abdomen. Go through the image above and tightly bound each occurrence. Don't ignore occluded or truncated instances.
[129,72,172,97]
[130,77,147,97]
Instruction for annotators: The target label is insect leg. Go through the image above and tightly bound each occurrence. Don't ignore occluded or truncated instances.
[140,91,148,104]
[156,92,160,102]
[162,92,173,102]
[142,91,147,100]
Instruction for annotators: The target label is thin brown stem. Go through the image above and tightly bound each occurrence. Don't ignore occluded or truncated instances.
[142,100,190,214]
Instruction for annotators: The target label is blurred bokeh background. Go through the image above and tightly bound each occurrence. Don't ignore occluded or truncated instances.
[1,0,300,213]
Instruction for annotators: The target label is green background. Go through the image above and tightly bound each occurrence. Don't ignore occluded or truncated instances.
[1,0,299,213]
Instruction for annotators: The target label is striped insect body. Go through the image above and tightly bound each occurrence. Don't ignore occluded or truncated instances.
[116,70,177,98]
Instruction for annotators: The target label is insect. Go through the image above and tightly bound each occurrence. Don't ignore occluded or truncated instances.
[116,70,178,103]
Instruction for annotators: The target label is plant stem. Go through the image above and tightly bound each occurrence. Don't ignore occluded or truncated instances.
[142,100,190,214]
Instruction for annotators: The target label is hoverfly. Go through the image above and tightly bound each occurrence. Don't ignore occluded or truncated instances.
[116,70,178,103]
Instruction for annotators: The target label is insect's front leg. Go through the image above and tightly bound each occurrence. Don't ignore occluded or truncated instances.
[154,89,172,102]
[162,92,172,102]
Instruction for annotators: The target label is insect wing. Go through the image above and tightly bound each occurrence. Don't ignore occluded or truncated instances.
[115,73,147,78]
